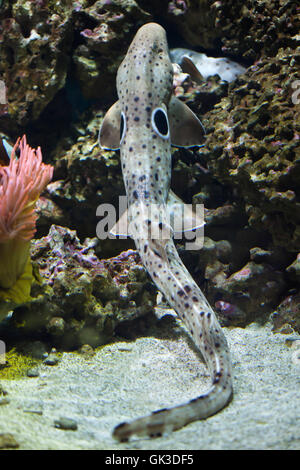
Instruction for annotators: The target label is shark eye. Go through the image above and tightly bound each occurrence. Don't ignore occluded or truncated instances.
[120,112,126,144]
[151,107,169,139]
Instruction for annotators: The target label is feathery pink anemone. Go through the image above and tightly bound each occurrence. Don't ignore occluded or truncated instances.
[0,135,53,294]
[0,135,53,242]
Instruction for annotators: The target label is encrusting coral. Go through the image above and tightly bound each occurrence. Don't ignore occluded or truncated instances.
[12,225,157,349]
[0,135,53,315]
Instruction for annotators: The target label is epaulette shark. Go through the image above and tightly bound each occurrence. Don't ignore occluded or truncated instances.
[99,22,232,442]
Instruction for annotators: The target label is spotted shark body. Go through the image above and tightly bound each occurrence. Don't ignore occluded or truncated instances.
[170,47,246,83]
[99,22,232,441]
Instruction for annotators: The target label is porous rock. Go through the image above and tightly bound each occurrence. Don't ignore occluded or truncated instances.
[10,225,156,349]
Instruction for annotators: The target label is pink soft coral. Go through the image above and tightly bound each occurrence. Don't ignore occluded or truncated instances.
[0,135,53,295]
[0,135,53,241]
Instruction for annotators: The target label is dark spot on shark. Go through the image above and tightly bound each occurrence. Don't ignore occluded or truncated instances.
[149,432,162,438]
[152,408,168,414]
[153,250,163,259]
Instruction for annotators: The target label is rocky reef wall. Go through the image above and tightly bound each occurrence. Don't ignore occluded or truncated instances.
[0,0,299,349]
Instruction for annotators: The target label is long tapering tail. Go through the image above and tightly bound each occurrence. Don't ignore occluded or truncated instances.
[113,238,233,442]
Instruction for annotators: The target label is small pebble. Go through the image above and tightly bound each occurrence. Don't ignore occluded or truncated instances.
[285,337,300,348]
[54,417,78,431]
[117,345,133,352]
[43,354,60,366]
[23,408,43,415]
[78,344,95,358]
[0,397,10,406]
[23,400,43,415]
[27,367,40,377]
[0,385,8,396]
[278,323,294,335]
[0,433,19,449]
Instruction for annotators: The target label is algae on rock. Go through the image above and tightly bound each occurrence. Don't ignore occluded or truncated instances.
[8,225,156,349]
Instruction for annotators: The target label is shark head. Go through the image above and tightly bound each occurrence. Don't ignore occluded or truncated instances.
[99,22,205,240]
[117,22,173,141]
[99,23,205,154]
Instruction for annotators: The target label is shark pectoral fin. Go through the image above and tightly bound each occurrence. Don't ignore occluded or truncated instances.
[168,96,205,148]
[98,100,121,150]
[167,190,205,236]
[181,56,204,83]
[110,209,130,238]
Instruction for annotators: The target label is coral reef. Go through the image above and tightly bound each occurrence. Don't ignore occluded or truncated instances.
[1,0,299,132]
[196,47,300,326]
[0,136,53,320]
[271,291,300,334]
[203,48,300,251]
[9,225,156,349]
[0,0,299,347]
[47,111,125,246]
[172,36,300,329]
[73,0,151,100]
[165,0,299,60]
[0,0,74,131]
